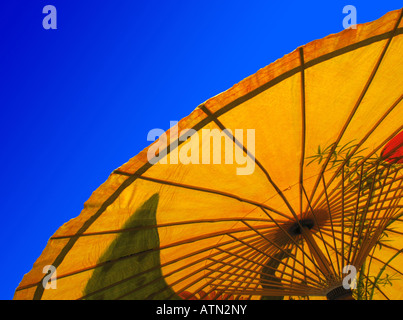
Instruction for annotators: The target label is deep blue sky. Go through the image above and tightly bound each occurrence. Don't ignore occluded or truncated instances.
[1,1,401,300]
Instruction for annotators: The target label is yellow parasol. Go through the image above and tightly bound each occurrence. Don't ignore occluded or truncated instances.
[14,8,403,300]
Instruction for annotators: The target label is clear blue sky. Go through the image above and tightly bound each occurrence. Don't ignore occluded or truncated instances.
[0,0,401,300]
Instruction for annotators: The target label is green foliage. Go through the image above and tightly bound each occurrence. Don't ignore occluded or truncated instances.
[84,193,179,300]
[354,253,401,300]
[306,141,403,300]
[306,140,400,196]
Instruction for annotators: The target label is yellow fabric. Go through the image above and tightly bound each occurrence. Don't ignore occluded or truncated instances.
[14,8,403,300]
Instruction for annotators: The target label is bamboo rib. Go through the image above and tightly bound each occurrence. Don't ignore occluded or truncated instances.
[115,220,326,300]
[313,130,403,211]
[307,10,403,208]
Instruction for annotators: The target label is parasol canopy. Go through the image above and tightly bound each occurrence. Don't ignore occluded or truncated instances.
[14,8,403,300]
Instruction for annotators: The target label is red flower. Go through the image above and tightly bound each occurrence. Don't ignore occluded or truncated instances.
[382,131,403,164]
